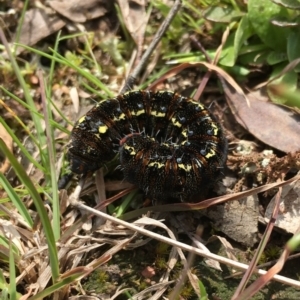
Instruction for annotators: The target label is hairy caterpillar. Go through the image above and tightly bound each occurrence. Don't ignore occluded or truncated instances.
[68,90,227,202]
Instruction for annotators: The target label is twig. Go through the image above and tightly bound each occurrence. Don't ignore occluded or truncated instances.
[190,36,213,101]
[121,0,182,93]
[190,35,212,63]
[190,28,229,101]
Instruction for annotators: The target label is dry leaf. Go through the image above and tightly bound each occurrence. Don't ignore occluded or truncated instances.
[49,0,108,23]
[117,0,147,46]
[224,82,300,153]
[16,8,66,47]
[0,220,23,255]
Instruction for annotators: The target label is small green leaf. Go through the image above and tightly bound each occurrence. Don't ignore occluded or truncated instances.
[115,190,139,217]
[267,64,298,104]
[286,233,300,251]
[224,65,250,77]
[234,14,254,57]
[268,83,300,108]
[204,6,244,23]
[220,15,254,66]
[65,51,83,67]
[219,33,235,67]
[248,0,291,51]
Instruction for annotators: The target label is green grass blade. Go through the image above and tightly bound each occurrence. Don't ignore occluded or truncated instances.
[0,173,33,227]
[0,29,48,167]
[0,139,59,281]
[28,270,89,300]
[0,268,9,299]
[115,190,139,217]
[39,73,60,241]
[48,31,61,89]
[48,48,113,96]
[0,235,20,261]
[198,280,208,300]
[8,241,17,300]
[0,117,46,172]
[0,87,71,133]
[15,43,114,98]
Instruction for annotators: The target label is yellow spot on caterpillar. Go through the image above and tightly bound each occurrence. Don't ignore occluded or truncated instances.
[180,140,189,146]
[77,116,86,124]
[113,113,126,121]
[161,143,170,148]
[148,162,165,169]
[211,123,219,135]
[178,164,192,171]
[181,129,188,138]
[171,117,182,127]
[131,109,145,116]
[205,149,216,159]
[151,110,165,117]
[124,144,136,155]
[98,125,108,134]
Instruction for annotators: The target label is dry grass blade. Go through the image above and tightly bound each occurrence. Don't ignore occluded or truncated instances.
[265,177,300,234]
[148,61,249,105]
[232,186,283,299]
[191,28,229,100]
[110,286,136,300]
[160,246,178,282]
[168,249,200,299]
[94,169,107,227]
[120,174,300,220]
[205,235,237,270]
[213,26,230,65]
[235,246,291,300]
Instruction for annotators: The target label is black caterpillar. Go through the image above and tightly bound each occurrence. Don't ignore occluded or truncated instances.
[68,90,227,202]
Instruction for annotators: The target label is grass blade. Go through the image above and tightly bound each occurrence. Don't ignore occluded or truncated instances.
[8,241,16,300]
[0,138,59,281]
[0,173,33,227]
